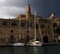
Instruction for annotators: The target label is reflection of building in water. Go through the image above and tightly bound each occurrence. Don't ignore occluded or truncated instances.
[0,3,60,44]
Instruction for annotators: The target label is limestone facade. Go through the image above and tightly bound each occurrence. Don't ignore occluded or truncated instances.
[0,4,60,44]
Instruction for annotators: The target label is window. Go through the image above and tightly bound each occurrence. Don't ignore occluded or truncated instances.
[48,26,49,28]
[20,21,25,27]
[27,30,29,33]
[45,31,47,33]
[42,31,44,34]
[36,23,38,28]
[53,23,57,28]
[40,24,44,28]
[11,21,17,26]
[3,21,8,26]
[27,21,32,27]
[11,30,13,33]
[56,28,60,35]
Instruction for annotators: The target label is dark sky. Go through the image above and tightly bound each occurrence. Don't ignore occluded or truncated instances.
[30,0,60,18]
[0,0,60,18]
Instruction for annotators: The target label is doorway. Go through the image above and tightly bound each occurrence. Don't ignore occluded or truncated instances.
[43,36,48,43]
[10,35,15,44]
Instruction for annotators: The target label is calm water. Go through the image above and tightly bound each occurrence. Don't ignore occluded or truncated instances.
[0,45,60,54]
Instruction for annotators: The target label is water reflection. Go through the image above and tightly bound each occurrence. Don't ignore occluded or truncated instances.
[33,47,38,54]
[0,46,60,54]
[43,46,49,54]
[23,46,33,54]
[0,47,12,54]
[9,47,15,54]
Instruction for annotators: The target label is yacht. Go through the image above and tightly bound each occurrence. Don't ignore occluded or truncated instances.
[12,43,24,46]
[25,12,43,46]
[26,41,42,46]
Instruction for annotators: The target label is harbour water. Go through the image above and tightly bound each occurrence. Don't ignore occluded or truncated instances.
[0,45,60,54]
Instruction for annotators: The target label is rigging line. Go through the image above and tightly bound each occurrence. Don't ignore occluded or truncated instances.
[19,18,20,38]
[29,19,30,38]
[37,18,42,41]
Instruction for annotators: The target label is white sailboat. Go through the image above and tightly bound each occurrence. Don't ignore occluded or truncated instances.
[12,32,24,46]
[27,12,42,46]
[12,18,25,46]
[12,43,24,46]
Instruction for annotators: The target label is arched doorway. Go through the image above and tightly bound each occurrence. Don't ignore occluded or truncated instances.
[10,35,15,44]
[43,36,48,43]
[25,35,30,44]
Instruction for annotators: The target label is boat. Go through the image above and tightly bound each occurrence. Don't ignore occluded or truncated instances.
[30,12,42,46]
[32,41,42,46]
[12,43,24,46]
[26,41,42,46]
[25,12,43,46]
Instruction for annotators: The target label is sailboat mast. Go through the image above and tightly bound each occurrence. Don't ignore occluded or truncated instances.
[19,18,20,41]
[29,19,30,38]
[19,19,23,42]
[34,11,36,40]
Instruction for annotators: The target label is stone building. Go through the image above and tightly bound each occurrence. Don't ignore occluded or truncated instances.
[0,3,60,44]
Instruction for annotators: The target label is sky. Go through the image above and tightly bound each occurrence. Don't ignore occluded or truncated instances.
[0,0,60,18]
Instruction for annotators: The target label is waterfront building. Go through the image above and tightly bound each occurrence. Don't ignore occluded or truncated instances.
[0,3,60,44]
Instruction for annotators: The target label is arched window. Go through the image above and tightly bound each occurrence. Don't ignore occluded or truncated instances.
[40,24,45,28]
[11,30,13,33]
[11,21,17,26]
[53,23,57,28]
[36,23,38,29]
[53,23,58,34]
[20,21,25,27]
[27,21,32,27]
[3,21,8,26]
[56,28,60,35]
